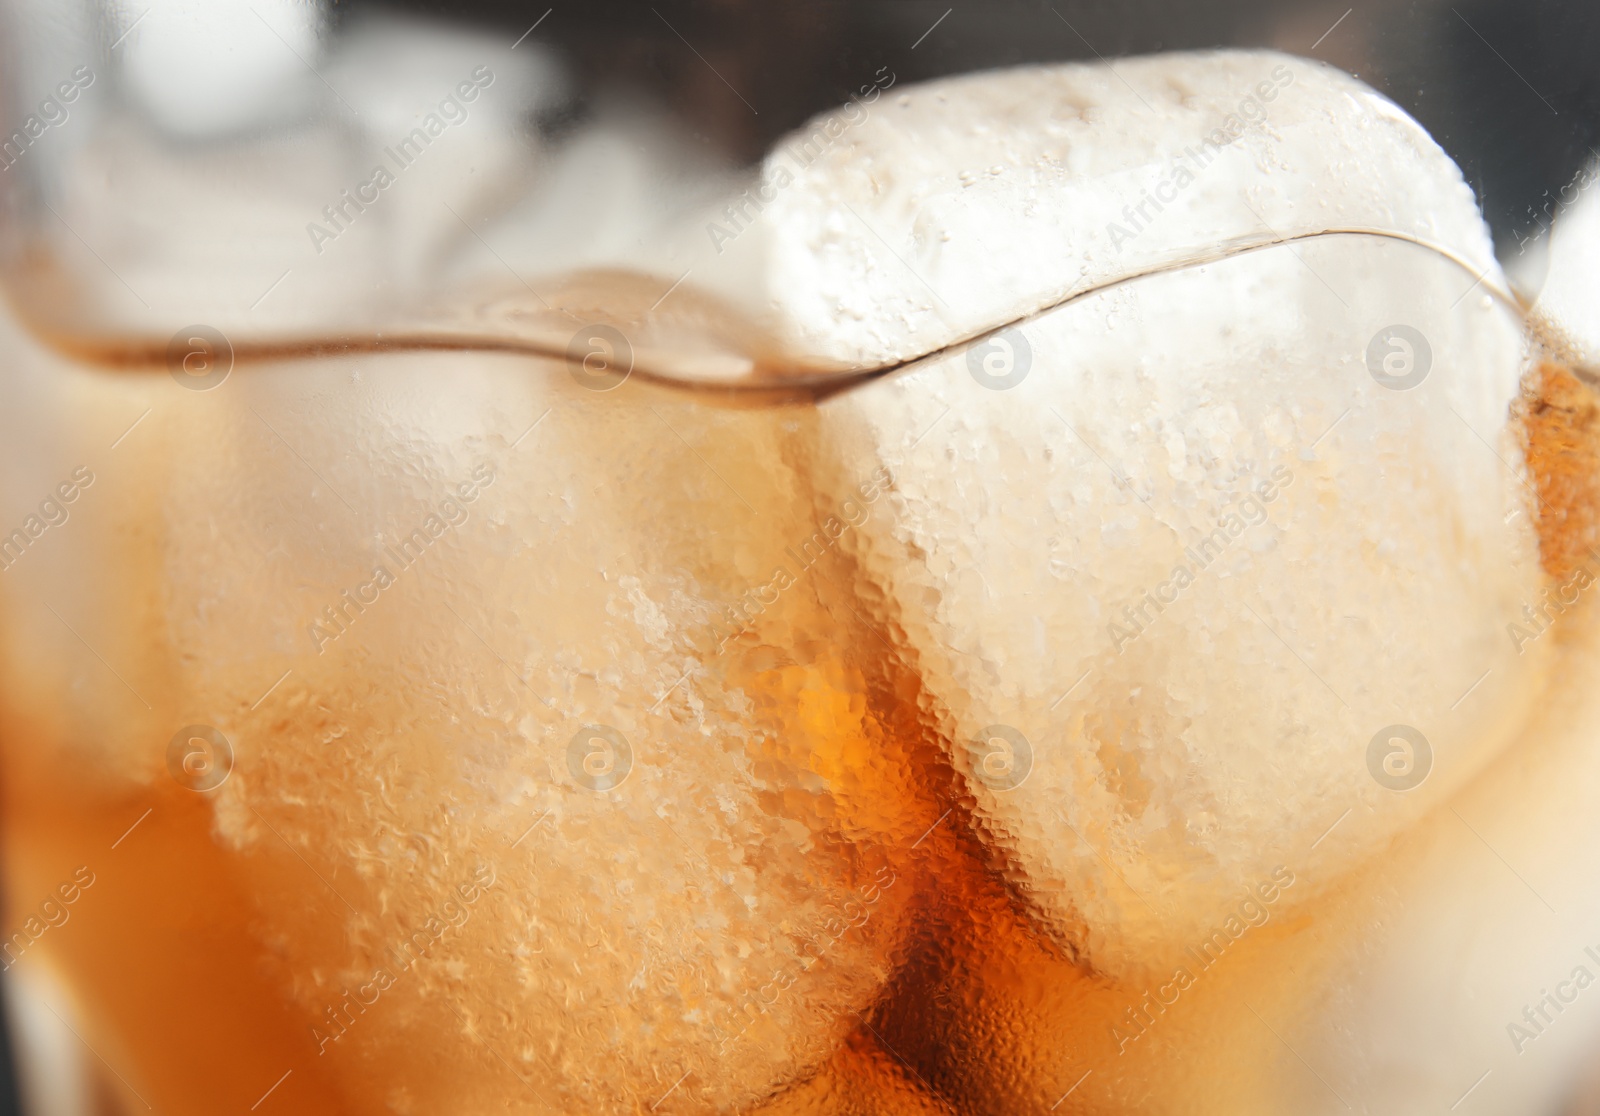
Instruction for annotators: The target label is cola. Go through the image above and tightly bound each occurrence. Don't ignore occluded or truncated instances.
[3,34,1600,1116]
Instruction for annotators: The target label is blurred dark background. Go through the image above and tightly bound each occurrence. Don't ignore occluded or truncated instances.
[350,0,1600,259]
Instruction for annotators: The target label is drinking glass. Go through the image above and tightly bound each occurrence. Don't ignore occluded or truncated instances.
[2,3,1600,1115]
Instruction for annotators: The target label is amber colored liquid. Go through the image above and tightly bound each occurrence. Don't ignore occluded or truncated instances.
[0,333,981,1114]
[0,710,1369,1115]
[0,300,1589,1115]
[0,325,1096,1114]
[0,736,352,1113]
[0,669,1096,1115]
